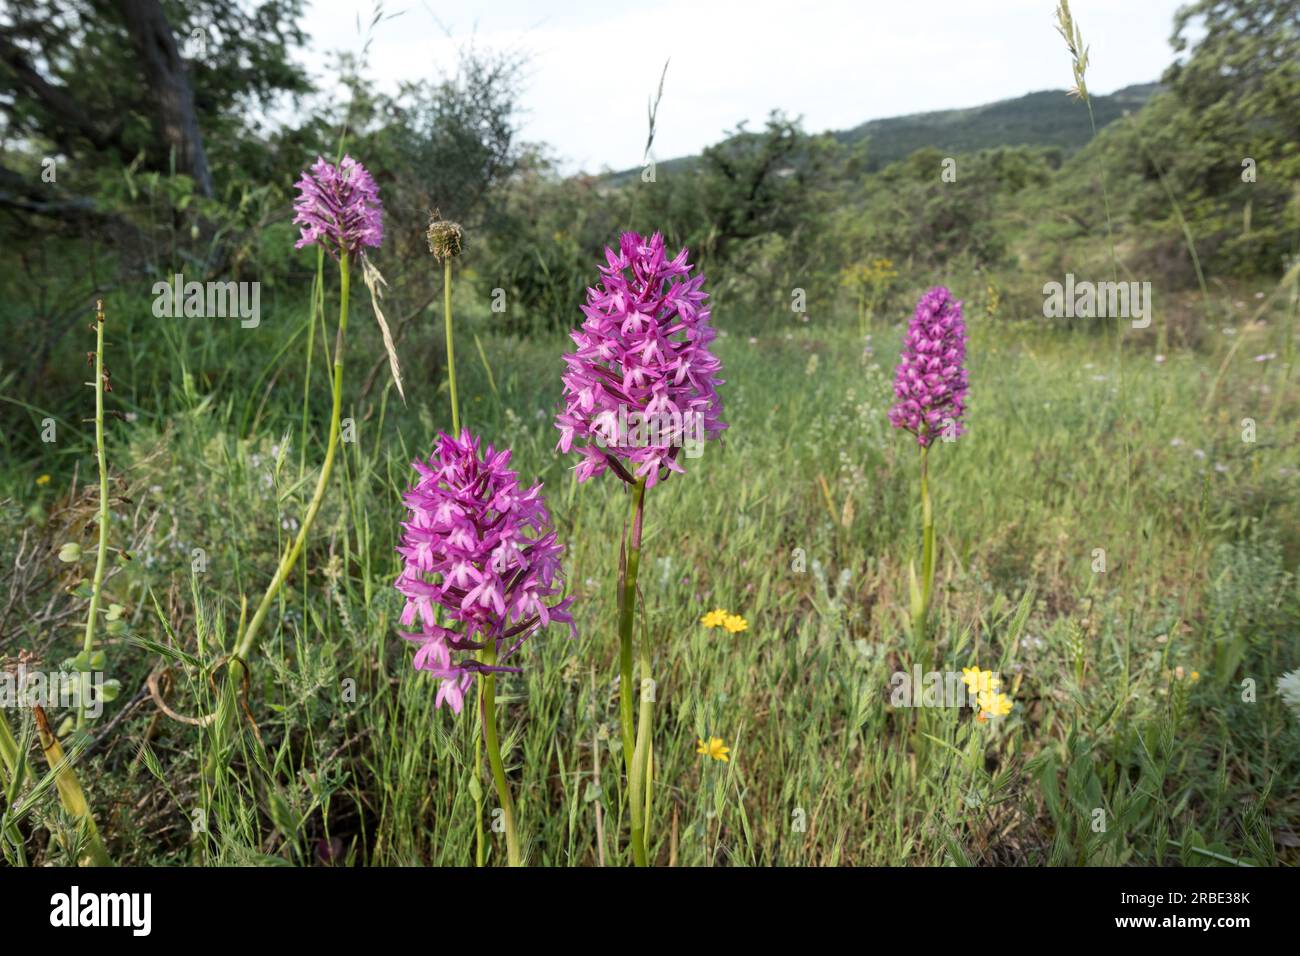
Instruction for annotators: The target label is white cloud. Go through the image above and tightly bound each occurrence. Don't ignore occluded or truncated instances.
[301,0,1187,173]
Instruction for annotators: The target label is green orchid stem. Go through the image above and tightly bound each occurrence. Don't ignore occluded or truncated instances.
[911,447,936,775]
[79,303,110,730]
[913,445,935,645]
[479,644,521,866]
[444,257,460,435]
[617,478,647,776]
[300,246,325,476]
[617,476,649,865]
[209,252,350,773]
[629,627,654,867]
[474,696,485,867]
[236,251,349,663]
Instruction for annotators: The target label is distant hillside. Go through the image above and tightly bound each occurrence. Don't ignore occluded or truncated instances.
[604,83,1160,182]
[837,83,1160,169]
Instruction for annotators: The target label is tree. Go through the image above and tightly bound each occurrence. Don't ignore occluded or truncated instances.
[1158,0,1300,275]
[112,0,212,195]
[1166,0,1300,158]
[0,0,309,205]
[696,112,840,260]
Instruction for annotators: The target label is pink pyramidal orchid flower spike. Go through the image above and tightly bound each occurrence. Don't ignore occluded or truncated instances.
[292,154,384,259]
[556,231,726,488]
[555,230,727,866]
[888,286,968,447]
[395,429,575,867]
[888,286,969,646]
[395,430,575,706]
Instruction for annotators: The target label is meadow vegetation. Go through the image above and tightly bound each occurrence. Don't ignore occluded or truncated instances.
[0,0,1297,866]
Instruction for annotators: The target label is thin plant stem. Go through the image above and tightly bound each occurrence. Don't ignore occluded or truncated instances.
[617,477,647,786]
[474,695,485,867]
[479,644,520,866]
[910,445,938,771]
[299,246,325,475]
[234,252,350,666]
[617,476,650,865]
[912,445,935,645]
[591,672,606,865]
[79,301,110,730]
[643,742,653,846]
[1082,97,1117,286]
[444,257,459,436]
[629,618,654,866]
[473,624,483,868]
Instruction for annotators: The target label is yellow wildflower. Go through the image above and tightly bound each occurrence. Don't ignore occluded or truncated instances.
[696,736,730,762]
[962,666,1000,694]
[35,474,51,486]
[722,614,748,634]
[977,689,1014,718]
[700,608,729,628]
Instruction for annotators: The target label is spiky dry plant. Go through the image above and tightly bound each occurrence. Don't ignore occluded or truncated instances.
[1054,0,1089,102]
[1053,1,1117,288]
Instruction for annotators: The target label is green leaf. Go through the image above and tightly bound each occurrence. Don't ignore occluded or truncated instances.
[58,543,82,563]
[908,559,923,621]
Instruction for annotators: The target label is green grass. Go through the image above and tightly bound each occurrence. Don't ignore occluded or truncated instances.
[1,274,1298,867]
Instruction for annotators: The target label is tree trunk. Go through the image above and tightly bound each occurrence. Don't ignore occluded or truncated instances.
[112,0,214,197]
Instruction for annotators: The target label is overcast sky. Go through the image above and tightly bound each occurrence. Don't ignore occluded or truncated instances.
[300,0,1191,174]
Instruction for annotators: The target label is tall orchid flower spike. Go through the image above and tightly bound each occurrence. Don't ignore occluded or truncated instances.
[395,430,575,866]
[888,286,968,642]
[207,156,383,779]
[239,155,382,659]
[555,231,726,866]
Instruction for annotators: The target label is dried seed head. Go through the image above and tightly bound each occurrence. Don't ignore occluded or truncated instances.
[426,210,463,261]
